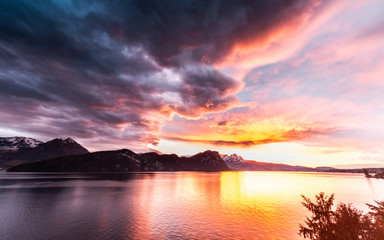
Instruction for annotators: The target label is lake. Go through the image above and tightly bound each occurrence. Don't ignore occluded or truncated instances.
[0,171,383,240]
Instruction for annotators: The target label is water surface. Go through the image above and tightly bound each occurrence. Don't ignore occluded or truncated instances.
[1,171,383,239]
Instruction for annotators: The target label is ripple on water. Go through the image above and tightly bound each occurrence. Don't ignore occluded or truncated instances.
[0,171,383,240]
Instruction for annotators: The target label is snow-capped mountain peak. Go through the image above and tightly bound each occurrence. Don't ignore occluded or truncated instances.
[58,137,76,144]
[0,137,43,151]
[222,153,245,163]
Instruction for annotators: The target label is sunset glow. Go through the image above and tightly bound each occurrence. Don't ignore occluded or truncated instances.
[1,0,384,168]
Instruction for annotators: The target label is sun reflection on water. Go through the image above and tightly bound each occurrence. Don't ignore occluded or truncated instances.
[1,172,383,240]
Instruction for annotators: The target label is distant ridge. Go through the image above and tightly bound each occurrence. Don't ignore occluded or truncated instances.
[222,153,325,171]
[221,154,375,173]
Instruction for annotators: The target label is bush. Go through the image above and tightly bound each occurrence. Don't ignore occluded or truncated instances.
[299,192,384,240]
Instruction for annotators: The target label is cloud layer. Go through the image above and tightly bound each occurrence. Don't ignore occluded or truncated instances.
[0,0,320,151]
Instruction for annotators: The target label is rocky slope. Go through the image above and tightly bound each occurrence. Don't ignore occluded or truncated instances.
[0,137,43,151]
[14,137,89,162]
[0,137,89,169]
[222,153,246,164]
[8,149,230,172]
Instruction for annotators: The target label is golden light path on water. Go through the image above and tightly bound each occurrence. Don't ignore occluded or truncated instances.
[120,172,384,239]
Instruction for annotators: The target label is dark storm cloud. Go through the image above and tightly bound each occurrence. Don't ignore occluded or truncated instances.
[0,0,318,149]
[175,67,240,116]
[218,121,228,127]
[97,0,317,66]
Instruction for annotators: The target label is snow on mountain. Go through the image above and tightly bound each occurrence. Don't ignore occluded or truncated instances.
[221,153,315,171]
[222,153,245,163]
[1,136,90,169]
[58,137,76,144]
[0,137,43,151]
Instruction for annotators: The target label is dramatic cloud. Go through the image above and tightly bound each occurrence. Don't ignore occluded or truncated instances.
[0,0,320,151]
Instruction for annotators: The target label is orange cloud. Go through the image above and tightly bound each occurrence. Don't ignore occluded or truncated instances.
[162,125,338,148]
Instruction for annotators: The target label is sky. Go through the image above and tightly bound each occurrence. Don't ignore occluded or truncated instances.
[0,0,384,168]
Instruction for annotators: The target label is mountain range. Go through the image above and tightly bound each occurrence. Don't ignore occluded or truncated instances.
[2,136,365,173]
[7,149,229,172]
